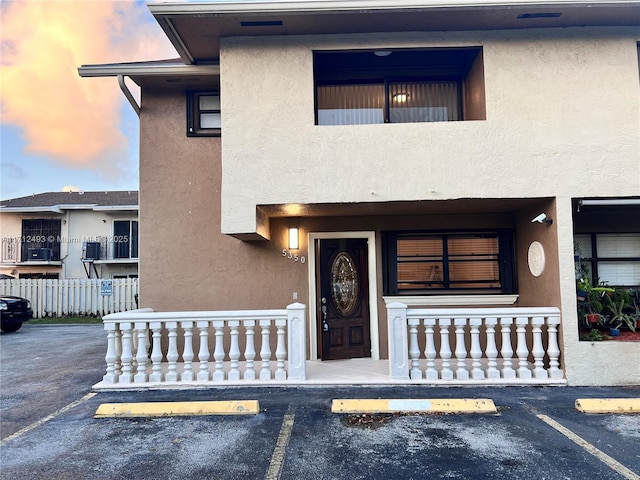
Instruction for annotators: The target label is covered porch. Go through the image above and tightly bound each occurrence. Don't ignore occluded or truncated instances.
[93,303,565,390]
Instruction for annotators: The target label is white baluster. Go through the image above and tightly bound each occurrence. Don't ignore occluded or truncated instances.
[228,320,241,381]
[531,316,547,379]
[423,318,438,381]
[182,321,194,381]
[213,320,226,381]
[114,329,122,376]
[499,317,516,379]
[546,314,563,379]
[244,320,256,380]
[149,322,163,382]
[438,318,453,381]
[275,319,287,380]
[259,319,272,381]
[119,322,134,384]
[484,317,500,380]
[469,317,484,380]
[454,318,469,380]
[197,320,211,381]
[515,317,532,379]
[408,318,421,380]
[134,322,148,383]
[165,321,179,382]
[103,323,118,383]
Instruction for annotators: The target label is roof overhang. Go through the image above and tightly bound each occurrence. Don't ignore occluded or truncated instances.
[78,61,220,89]
[148,0,640,64]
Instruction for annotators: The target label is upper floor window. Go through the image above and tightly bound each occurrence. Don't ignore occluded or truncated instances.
[113,220,139,259]
[187,91,221,136]
[314,47,485,126]
[382,230,516,295]
[21,219,61,261]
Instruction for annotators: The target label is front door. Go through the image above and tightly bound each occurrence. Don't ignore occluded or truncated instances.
[317,238,371,360]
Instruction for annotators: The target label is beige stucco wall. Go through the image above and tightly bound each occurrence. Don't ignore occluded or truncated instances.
[220,27,640,235]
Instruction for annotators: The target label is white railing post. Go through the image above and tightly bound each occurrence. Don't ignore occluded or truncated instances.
[197,320,211,381]
[213,320,226,381]
[165,321,179,382]
[469,317,484,380]
[484,317,500,380]
[408,317,421,379]
[134,322,148,383]
[244,320,257,380]
[275,319,287,380]
[515,317,532,379]
[259,320,272,381]
[454,318,469,380]
[228,320,241,381]
[423,318,438,381]
[103,323,118,383]
[438,318,454,381]
[531,316,547,379]
[387,302,409,380]
[499,317,516,379]
[119,322,134,384]
[182,321,195,382]
[546,314,563,379]
[149,321,163,383]
[287,303,307,381]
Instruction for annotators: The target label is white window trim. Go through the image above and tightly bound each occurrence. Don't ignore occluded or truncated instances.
[383,294,519,306]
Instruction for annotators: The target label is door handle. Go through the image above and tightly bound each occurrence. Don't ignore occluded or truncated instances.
[321,301,328,331]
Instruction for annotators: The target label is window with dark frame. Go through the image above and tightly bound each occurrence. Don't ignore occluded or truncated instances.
[187,91,221,136]
[314,47,485,126]
[383,231,516,295]
[574,233,640,288]
[113,220,139,260]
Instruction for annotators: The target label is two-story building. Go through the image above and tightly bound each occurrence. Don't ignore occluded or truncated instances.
[1,191,139,279]
[79,0,640,387]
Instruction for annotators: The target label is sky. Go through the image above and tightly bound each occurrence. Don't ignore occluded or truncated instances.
[0,0,178,200]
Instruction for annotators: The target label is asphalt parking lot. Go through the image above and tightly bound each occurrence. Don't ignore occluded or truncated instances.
[1,324,639,480]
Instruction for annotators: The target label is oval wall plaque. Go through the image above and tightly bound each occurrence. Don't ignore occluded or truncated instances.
[528,241,546,277]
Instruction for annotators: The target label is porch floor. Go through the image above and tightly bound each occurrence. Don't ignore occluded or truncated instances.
[93,358,566,390]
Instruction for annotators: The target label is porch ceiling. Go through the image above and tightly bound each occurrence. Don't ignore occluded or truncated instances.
[149,1,640,64]
[260,198,546,218]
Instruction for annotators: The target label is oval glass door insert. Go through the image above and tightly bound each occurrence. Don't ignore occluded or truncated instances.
[330,252,359,316]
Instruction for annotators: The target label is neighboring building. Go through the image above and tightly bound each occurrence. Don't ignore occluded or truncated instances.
[79,0,640,386]
[0,191,139,279]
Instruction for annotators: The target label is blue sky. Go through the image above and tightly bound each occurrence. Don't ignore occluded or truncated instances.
[0,0,176,201]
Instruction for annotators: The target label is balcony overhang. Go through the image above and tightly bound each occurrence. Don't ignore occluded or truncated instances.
[148,0,640,64]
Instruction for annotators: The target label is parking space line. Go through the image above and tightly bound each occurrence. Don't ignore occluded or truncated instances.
[536,414,640,480]
[1,392,97,446]
[265,405,295,480]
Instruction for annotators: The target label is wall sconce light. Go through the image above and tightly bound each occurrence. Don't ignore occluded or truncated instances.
[393,93,409,103]
[288,227,299,250]
[531,213,553,225]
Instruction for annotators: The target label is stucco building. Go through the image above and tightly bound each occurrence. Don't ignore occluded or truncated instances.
[80,0,640,387]
[0,191,139,279]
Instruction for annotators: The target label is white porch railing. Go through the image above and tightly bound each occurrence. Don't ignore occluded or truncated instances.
[387,303,564,384]
[96,303,306,388]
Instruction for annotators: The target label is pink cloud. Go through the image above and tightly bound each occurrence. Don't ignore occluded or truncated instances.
[0,0,175,172]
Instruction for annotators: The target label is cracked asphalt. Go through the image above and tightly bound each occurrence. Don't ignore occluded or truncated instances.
[1,324,639,479]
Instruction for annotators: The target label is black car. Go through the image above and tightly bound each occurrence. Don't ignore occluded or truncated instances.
[0,296,33,332]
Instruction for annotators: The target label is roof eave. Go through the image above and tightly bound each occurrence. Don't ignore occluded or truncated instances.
[147,0,640,15]
[78,63,219,79]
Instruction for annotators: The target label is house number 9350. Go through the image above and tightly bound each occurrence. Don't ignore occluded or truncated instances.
[282,249,306,263]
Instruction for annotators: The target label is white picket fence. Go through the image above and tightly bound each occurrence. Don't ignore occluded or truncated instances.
[0,278,138,318]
